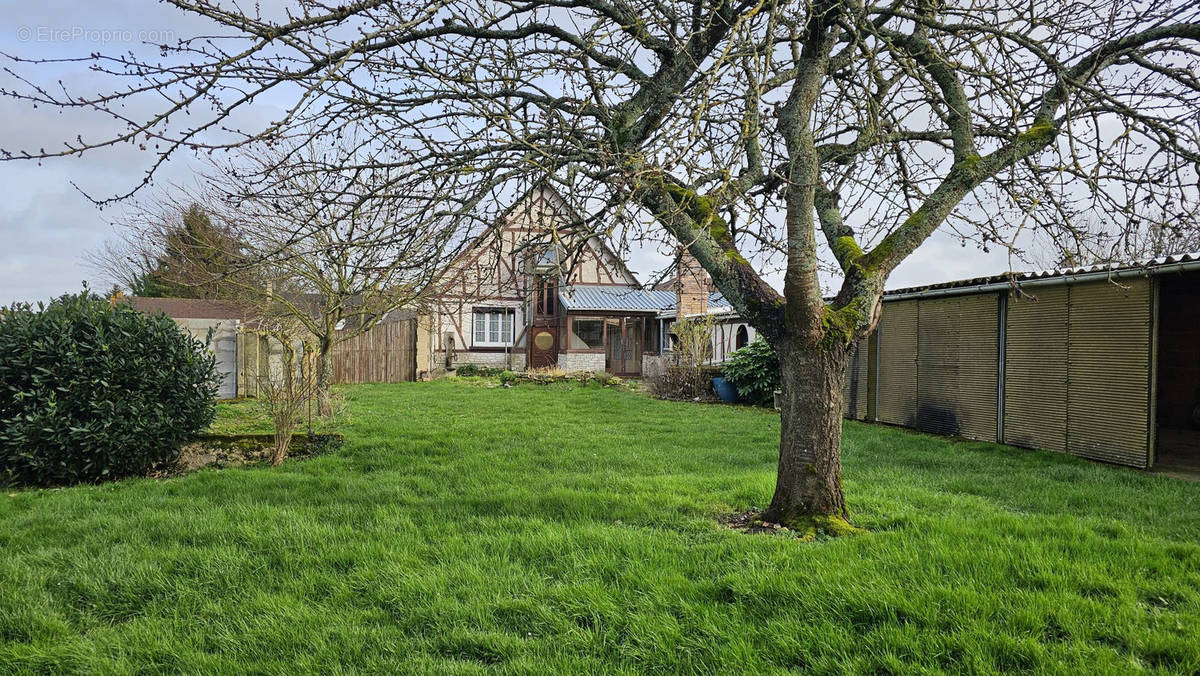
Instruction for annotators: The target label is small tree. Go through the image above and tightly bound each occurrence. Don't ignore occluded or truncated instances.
[668,315,718,399]
[257,323,316,466]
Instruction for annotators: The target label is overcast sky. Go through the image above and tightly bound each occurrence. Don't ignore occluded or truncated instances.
[0,1,1016,306]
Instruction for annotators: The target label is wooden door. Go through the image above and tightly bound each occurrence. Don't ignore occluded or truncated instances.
[605,319,642,376]
[529,326,558,369]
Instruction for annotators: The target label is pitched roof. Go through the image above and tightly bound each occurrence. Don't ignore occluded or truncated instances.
[454,181,640,286]
[558,284,676,313]
[126,296,246,320]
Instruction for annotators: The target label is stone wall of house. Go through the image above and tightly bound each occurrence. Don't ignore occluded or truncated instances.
[443,350,526,372]
[416,314,435,380]
[559,352,606,373]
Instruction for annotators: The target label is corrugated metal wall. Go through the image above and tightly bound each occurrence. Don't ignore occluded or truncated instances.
[876,299,918,426]
[1065,278,1152,467]
[916,294,999,441]
[866,277,1154,468]
[1003,286,1069,452]
[843,338,870,420]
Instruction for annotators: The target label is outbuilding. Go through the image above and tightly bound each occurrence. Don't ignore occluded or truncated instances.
[843,253,1200,472]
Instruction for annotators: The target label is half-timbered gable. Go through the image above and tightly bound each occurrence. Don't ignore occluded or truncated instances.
[430,184,643,372]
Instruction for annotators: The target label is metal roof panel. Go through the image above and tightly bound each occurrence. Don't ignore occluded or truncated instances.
[559,284,676,313]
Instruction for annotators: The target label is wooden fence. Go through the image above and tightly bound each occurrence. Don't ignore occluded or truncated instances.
[236,316,417,396]
[331,317,417,384]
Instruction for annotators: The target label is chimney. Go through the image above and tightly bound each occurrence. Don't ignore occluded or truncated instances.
[675,246,709,320]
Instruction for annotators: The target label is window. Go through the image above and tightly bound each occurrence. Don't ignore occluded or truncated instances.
[569,318,604,349]
[534,277,557,316]
[735,325,749,350]
[644,318,661,354]
[473,309,515,346]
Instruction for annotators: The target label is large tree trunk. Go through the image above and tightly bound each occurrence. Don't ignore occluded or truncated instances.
[316,338,333,417]
[761,340,860,535]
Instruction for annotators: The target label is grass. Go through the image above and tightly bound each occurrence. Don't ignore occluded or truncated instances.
[204,394,348,436]
[2,380,1199,673]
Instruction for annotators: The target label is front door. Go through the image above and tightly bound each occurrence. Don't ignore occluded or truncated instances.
[529,326,558,369]
[605,318,642,376]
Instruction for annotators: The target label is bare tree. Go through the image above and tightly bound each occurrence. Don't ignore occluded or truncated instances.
[90,203,250,299]
[4,1,1200,532]
[201,141,467,415]
[101,140,469,415]
[238,300,317,466]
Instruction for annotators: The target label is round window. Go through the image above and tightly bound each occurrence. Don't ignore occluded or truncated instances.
[534,330,554,350]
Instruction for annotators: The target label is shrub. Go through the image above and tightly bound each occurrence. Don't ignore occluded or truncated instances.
[0,290,220,486]
[722,338,779,406]
[455,363,505,377]
[499,369,623,387]
[649,365,722,401]
[649,316,721,401]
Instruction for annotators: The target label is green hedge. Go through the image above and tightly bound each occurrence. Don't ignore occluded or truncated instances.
[0,290,220,486]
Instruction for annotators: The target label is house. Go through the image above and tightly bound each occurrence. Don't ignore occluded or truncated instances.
[423,184,759,377]
[843,252,1200,473]
[129,184,758,389]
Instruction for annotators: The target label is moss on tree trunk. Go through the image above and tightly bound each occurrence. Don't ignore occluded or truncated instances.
[761,340,862,536]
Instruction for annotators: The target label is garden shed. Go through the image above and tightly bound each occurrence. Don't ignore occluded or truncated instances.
[126,297,243,399]
[843,253,1200,471]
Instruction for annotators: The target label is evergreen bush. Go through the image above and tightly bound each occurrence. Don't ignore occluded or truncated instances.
[722,338,779,406]
[0,290,219,486]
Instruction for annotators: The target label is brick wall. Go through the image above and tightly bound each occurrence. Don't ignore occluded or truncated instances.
[676,248,710,319]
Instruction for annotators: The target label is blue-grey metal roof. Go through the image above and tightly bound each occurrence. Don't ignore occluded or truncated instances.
[559,284,676,313]
[882,250,1200,300]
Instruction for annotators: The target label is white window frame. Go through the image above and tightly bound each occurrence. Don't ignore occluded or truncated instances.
[472,308,515,347]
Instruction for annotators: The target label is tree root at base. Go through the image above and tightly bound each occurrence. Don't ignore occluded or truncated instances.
[722,511,866,540]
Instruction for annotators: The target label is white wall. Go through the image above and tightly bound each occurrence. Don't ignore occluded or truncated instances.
[712,321,756,363]
[174,318,239,399]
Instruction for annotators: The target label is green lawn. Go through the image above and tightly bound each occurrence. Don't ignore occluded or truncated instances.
[2,381,1199,673]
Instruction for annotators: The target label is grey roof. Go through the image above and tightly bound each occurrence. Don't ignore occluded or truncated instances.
[559,284,676,313]
[883,250,1200,300]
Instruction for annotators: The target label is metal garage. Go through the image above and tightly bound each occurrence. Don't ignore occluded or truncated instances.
[846,254,1200,470]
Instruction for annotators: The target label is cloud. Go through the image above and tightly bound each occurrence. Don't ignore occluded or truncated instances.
[0,0,1020,305]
